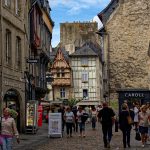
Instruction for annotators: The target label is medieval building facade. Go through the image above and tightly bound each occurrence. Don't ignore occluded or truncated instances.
[51,22,104,105]
[0,0,54,132]
[70,42,103,105]
[97,0,150,106]
[0,0,29,132]
[50,48,72,102]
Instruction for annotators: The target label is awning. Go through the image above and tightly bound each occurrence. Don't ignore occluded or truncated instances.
[76,101,100,106]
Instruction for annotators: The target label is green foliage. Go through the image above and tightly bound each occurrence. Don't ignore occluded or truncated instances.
[9,109,18,119]
[109,100,119,111]
[68,98,80,107]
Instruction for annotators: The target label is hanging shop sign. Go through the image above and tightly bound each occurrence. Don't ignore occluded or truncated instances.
[124,92,145,98]
[26,59,39,63]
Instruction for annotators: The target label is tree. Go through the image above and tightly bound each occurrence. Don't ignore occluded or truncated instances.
[68,98,80,107]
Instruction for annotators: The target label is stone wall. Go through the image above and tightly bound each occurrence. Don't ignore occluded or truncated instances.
[105,0,150,99]
[60,22,100,54]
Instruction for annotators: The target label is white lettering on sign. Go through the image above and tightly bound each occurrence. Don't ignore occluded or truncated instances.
[124,93,144,98]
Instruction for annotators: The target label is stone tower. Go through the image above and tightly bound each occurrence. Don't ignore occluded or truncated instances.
[60,22,100,54]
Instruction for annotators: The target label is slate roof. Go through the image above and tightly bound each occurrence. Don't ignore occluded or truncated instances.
[97,0,119,25]
[50,47,69,63]
[70,41,102,59]
[70,46,97,56]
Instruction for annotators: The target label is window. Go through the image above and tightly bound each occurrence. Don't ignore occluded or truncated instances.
[5,0,11,7]
[15,0,20,15]
[16,36,21,68]
[6,29,11,64]
[81,58,88,66]
[82,72,88,82]
[61,69,65,77]
[83,89,88,99]
[57,73,60,77]
[60,88,65,98]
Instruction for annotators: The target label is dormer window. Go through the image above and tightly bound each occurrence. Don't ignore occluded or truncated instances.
[57,69,65,78]
[81,58,88,66]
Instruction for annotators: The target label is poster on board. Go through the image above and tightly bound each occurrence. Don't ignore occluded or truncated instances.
[48,113,62,138]
[26,100,38,134]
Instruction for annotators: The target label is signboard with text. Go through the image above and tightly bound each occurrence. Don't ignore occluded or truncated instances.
[48,113,62,138]
[26,59,38,63]
[26,100,38,134]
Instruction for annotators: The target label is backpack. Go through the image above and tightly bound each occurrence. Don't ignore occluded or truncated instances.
[81,113,89,123]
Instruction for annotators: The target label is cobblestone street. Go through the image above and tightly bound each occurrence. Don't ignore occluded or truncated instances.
[14,122,150,150]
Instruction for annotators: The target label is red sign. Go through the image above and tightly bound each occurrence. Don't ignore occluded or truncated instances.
[38,105,43,127]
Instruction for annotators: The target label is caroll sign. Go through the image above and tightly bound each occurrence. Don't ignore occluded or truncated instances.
[124,92,145,98]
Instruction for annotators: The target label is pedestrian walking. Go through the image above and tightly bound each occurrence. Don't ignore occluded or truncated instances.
[64,106,74,138]
[1,108,20,150]
[72,106,78,132]
[133,102,140,131]
[77,106,86,137]
[58,104,65,132]
[146,102,150,141]
[84,106,91,123]
[138,105,149,147]
[119,103,132,148]
[97,102,115,148]
[91,107,97,130]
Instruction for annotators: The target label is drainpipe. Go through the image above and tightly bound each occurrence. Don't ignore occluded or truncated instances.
[107,32,110,104]
[0,0,4,116]
[99,29,110,104]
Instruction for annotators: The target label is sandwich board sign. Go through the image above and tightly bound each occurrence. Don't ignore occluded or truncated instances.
[48,113,62,138]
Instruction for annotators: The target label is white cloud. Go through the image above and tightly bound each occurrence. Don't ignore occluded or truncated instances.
[49,0,110,15]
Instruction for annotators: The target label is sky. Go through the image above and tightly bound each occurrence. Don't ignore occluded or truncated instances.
[48,0,111,47]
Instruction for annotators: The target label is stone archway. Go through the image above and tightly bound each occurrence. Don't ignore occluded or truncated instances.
[3,89,22,132]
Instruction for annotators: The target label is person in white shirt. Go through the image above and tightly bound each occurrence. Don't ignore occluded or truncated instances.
[64,106,74,138]
[133,102,140,131]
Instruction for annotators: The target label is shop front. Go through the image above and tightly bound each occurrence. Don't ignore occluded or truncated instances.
[117,89,150,112]
[3,89,22,132]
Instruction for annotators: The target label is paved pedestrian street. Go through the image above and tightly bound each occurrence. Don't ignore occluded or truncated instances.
[14,123,150,150]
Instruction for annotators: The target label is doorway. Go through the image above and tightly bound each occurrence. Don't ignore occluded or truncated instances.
[3,89,21,132]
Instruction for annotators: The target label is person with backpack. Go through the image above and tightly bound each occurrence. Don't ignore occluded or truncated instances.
[77,106,87,137]
[97,102,115,148]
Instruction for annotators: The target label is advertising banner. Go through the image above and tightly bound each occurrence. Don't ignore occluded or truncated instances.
[26,100,38,133]
[48,113,62,138]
